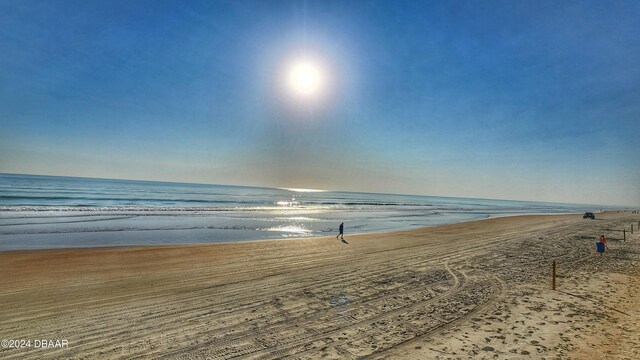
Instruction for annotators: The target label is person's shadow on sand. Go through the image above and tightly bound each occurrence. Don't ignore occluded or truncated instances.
[341,239,349,244]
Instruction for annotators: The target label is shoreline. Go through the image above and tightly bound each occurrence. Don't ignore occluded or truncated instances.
[1,211,638,359]
[0,211,594,253]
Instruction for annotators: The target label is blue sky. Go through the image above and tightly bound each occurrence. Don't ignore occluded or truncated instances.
[0,0,638,206]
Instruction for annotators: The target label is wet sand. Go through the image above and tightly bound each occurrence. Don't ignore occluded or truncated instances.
[1,212,639,359]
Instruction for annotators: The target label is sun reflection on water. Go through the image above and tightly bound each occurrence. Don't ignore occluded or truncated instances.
[281,188,326,193]
[276,199,299,207]
[266,225,311,234]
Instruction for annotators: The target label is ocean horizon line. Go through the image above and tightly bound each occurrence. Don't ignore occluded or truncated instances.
[0,172,617,209]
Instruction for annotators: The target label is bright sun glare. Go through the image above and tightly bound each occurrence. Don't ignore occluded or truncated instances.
[288,61,322,96]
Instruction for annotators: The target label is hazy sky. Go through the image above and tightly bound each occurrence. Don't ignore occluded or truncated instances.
[1,0,639,206]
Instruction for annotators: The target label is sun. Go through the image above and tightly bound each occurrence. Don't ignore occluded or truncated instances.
[288,61,322,96]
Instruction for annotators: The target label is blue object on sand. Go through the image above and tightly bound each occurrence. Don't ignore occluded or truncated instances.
[596,242,605,253]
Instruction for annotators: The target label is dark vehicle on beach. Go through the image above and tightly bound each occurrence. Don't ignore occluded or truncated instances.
[583,212,595,219]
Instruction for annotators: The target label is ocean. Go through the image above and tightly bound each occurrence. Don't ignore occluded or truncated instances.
[0,173,609,251]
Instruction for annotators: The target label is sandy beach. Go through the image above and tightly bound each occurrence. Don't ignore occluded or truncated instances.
[1,212,639,359]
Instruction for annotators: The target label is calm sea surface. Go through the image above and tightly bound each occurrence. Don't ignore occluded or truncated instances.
[0,173,610,250]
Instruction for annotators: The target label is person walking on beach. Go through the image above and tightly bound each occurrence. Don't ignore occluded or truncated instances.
[596,234,608,256]
[337,222,344,240]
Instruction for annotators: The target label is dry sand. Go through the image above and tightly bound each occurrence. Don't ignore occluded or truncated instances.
[1,212,639,359]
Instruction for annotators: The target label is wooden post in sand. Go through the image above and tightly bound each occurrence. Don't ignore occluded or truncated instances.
[552,260,556,290]
[623,229,626,242]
